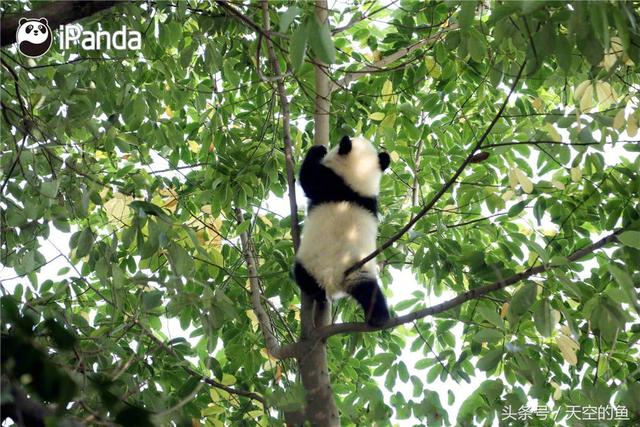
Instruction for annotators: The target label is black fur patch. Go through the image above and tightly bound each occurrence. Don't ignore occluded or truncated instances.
[378,152,390,171]
[338,135,352,155]
[294,262,327,303]
[348,279,390,327]
[299,145,378,216]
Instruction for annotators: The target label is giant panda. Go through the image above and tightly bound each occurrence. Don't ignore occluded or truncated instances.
[294,135,391,326]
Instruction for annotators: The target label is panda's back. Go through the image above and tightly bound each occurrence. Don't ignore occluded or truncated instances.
[297,201,378,296]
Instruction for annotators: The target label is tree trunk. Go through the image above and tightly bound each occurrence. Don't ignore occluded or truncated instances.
[312,1,332,148]
[298,329,339,426]
[293,1,340,425]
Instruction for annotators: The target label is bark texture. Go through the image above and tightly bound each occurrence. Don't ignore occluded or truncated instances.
[292,1,340,425]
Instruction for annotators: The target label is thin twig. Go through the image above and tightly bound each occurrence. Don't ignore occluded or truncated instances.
[331,24,458,92]
[344,60,527,276]
[259,0,300,249]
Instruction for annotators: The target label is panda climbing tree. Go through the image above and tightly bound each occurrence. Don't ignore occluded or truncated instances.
[295,136,391,328]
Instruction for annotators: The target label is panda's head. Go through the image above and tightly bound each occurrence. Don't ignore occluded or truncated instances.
[322,135,391,197]
[16,17,52,58]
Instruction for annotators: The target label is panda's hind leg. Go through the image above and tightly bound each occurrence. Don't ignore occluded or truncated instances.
[294,262,327,305]
[348,279,390,327]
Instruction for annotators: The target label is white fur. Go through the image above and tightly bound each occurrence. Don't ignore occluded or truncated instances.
[321,136,382,198]
[17,21,49,45]
[297,202,378,296]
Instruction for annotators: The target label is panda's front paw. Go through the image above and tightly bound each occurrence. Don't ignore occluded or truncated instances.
[308,145,328,158]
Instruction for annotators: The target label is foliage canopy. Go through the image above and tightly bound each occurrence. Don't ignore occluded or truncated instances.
[1,1,639,426]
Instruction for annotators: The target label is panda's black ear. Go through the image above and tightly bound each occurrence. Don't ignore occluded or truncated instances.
[39,18,48,25]
[19,18,27,26]
[338,135,352,155]
[379,152,390,171]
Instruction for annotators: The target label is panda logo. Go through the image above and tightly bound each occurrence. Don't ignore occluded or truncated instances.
[16,17,52,58]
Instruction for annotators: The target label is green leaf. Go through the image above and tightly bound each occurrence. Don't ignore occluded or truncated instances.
[308,16,336,64]
[167,243,194,277]
[467,36,486,62]
[76,228,94,258]
[236,220,250,236]
[509,282,537,318]
[143,290,164,311]
[477,348,503,372]
[397,361,409,382]
[395,298,417,311]
[290,22,309,71]
[508,200,527,217]
[472,328,503,344]
[533,197,546,224]
[526,240,549,264]
[223,60,240,86]
[589,3,609,49]
[550,256,569,266]
[426,364,441,383]
[5,206,27,227]
[612,7,630,52]
[279,5,301,33]
[556,35,573,72]
[130,200,172,223]
[415,359,431,370]
[618,231,640,249]
[533,300,555,337]
[40,179,59,198]
[458,1,476,30]
[163,20,182,47]
[608,264,636,306]
[587,296,627,342]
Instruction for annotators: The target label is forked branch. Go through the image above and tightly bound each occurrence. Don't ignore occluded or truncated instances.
[235,208,302,359]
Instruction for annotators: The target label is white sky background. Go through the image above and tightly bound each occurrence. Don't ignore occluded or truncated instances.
[2,1,639,426]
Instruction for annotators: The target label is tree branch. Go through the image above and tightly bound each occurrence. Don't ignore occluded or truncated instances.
[234,208,301,360]
[1,1,116,47]
[316,228,624,339]
[483,140,600,149]
[330,24,458,93]
[411,140,424,207]
[344,60,527,276]
[259,0,300,250]
[331,0,399,34]
[216,0,287,54]
[134,321,267,404]
[0,377,85,427]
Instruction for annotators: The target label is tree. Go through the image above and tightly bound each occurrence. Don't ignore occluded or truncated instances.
[1,1,639,426]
